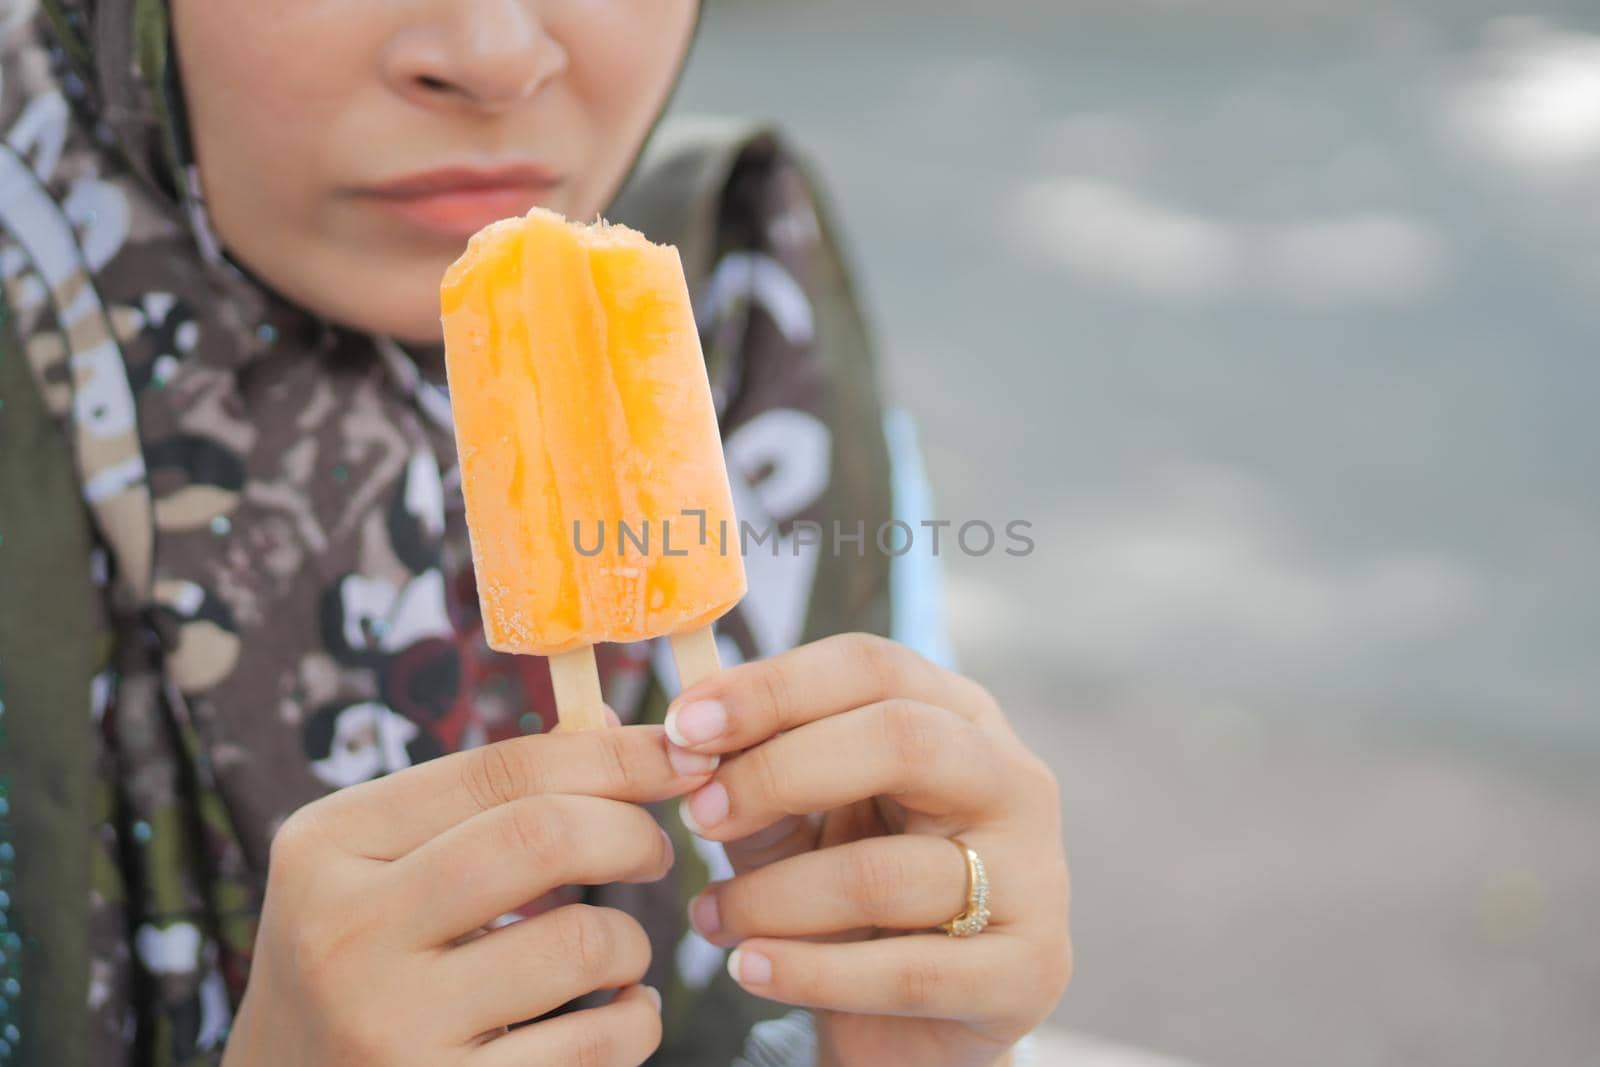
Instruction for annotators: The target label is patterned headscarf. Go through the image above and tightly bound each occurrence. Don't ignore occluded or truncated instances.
[0,3,894,1064]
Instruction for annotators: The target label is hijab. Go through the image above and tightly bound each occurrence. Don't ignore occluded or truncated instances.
[0,3,894,1062]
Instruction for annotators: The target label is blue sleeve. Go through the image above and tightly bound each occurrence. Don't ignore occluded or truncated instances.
[884,408,957,668]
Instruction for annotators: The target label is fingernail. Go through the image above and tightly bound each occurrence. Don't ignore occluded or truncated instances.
[642,985,662,1011]
[658,827,676,872]
[681,781,729,835]
[667,743,720,777]
[665,700,727,747]
[728,946,772,986]
[689,891,721,937]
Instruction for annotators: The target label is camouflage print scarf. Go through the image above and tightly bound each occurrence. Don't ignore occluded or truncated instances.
[0,3,894,1064]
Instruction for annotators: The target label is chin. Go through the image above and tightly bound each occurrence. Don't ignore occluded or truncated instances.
[316,300,446,346]
[309,273,450,346]
[389,318,448,346]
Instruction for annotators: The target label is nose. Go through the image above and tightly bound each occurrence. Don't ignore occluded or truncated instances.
[385,0,567,114]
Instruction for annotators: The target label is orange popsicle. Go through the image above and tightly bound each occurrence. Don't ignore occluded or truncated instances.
[441,208,745,729]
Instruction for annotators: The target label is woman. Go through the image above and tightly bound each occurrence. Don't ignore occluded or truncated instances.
[0,1,1071,1064]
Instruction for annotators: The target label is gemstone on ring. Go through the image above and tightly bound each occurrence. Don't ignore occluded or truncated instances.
[939,838,991,937]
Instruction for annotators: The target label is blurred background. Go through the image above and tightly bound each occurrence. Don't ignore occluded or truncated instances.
[678,2,1599,1064]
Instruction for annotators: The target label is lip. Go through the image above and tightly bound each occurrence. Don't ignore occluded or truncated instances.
[355,164,563,237]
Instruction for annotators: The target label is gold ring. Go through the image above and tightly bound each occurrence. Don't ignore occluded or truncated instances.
[939,838,991,937]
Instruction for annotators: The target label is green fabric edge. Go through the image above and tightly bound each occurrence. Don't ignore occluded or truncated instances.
[37,2,93,76]
[0,285,99,1065]
[132,0,191,202]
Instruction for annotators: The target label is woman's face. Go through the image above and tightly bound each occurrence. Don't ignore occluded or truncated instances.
[171,0,698,343]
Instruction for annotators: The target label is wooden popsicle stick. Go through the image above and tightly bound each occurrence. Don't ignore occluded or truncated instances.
[669,624,722,690]
[548,645,609,732]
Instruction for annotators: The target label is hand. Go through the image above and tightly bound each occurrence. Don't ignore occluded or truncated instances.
[664,634,1071,1067]
[222,724,718,1067]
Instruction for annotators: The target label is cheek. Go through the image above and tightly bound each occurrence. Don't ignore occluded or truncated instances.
[553,2,697,207]
[573,2,695,113]
[174,3,374,230]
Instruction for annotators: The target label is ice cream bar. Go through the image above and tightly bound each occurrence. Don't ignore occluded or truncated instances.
[441,208,745,730]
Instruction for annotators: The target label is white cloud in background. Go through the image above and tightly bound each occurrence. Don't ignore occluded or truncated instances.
[1014,179,1238,299]
[1264,213,1446,307]
[1012,178,1447,307]
[1022,465,1485,673]
[1440,18,1600,305]
[1447,18,1600,173]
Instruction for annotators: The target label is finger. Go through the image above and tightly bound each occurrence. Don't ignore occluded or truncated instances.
[690,836,973,947]
[664,633,1002,754]
[439,905,651,1038]
[679,700,1002,842]
[470,983,662,1067]
[393,794,674,946]
[309,724,716,859]
[725,934,1030,1022]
